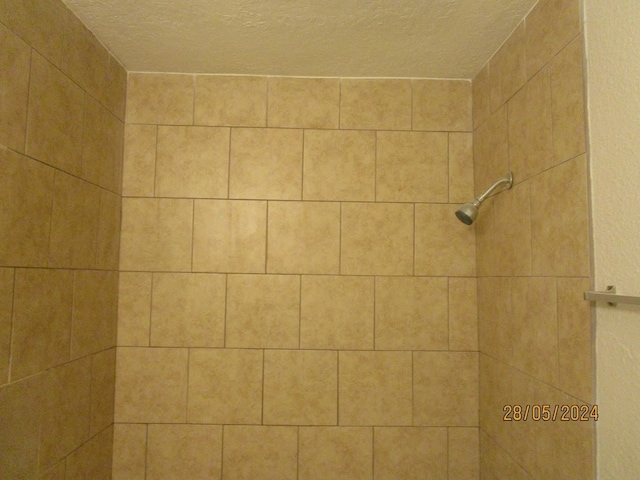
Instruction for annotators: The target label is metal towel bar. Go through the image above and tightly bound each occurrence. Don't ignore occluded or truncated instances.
[584,285,640,306]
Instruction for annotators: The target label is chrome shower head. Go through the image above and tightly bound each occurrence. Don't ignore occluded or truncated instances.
[455,172,514,225]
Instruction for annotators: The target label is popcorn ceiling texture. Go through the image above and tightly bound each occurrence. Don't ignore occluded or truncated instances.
[61,0,538,78]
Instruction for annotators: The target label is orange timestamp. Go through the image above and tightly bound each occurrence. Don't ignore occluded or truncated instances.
[503,404,599,422]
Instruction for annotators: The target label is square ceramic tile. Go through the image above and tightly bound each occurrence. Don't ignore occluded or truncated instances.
[373,427,447,480]
[90,348,116,435]
[147,424,222,480]
[415,204,476,277]
[112,424,147,480]
[473,105,509,194]
[117,272,151,346]
[222,426,297,480]
[229,127,303,200]
[0,22,30,152]
[412,79,472,131]
[472,64,491,128]
[268,77,339,128]
[120,198,193,272]
[102,56,127,121]
[226,274,300,348]
[375,277,448,350]
[413,352,479,426]
[478,277,512,363]
[65,426,113,480]
[155,126,230,198]
[448,427,480,480]
[96,190,122,270]
[300,275,374,350]
[187,348,263,424]
[264,350,337,425]
[150,273,226,347]
[122,124,157,197]
[489,22,526,111]
[448,278,478,351]
[195,75,267,126]
[340,79,411,130]
[115,347,188,423]
[0,148,54,267]
[126,73,194,125]
[303,129,375,201]
[339,351,412,426]
[376,131,448,202]
[267,201,340,274]
[341,203,413,276]
[448,132,474,204]
[193,200,267,273]
[10,268,73,380]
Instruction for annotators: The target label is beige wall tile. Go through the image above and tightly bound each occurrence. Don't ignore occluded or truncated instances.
[557,277,593,402]
[299,427,372,480]
[120,198,193,272]
[26,53,84,176]
[0,22,30,152]
[341,203,413,276]
[0,269,13,385]
[188,348,263,424]
[112,424,147,480]
[268,77,340,128]
[0,0,67,67]
[480,430,532,480]
[71,270,118,358]
[90,349,116,436]
[340,79,411,130]
[82,95,124,193]
[472,64,491,128]
[193,200,267,273]
[526,0,581,78]
[415,204,476,277]
[508,68,554,181]
[303,129,375,201]
[150,273,225,347]
[126,73,194,125]
[478,277,512,363]
[267,201,340,274]
[115,347,188,423]
[531,155,590,276]
[11,268,73,380]
[102,56,127,121]
[511,277,558,384]
[489,22,526,111]
[473,106,509,194]
[449,132,474,204]
[414,352,479,426]
[40,461,66,480]
[96,189,122,270]
[223,426,297,480]
[122,124,157,197]
[60,13,109,102]
[156,126,230,198]
[229,128,303,200]
[264,349,337,425]
[39,357,92,468]
[449,278,478,351]
[375,277,448,350]
[550,35,586,163]
[147,424,222,480]
[195,75,267,126]
[474,198,497,277]
[374,427,447,480]
[0,148,54,267]
[413,79,472,132]
[479,355,536,472]
[376,131,448,202]
[300,275,374,350]
[65,426,113,480]
[449,427,480,480]
[340,351,412,426]
[117,272,151,347]
[49,172,101,269]
[0,374,42,479]
[226,274,300,348]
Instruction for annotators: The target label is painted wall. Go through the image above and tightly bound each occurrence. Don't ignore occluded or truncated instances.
[473,0,595,477]
[583,0,640,477]
[0,0,126,477]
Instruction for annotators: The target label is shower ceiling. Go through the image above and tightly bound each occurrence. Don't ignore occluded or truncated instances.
[61,0,538,78]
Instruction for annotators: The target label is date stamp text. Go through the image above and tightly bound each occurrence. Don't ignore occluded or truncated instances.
[503,404,598,421]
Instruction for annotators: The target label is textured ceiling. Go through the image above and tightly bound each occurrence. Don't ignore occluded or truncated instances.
[61,0,538,79]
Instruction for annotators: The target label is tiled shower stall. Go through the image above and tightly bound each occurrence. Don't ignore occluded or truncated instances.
[0,0,593,478]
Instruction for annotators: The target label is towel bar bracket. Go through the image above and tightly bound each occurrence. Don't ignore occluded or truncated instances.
[584,285,640,307]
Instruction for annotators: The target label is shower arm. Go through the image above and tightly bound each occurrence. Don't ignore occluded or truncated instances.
[474,172,514,205]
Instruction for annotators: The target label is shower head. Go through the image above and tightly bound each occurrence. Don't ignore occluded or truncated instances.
[455,172,514,225]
